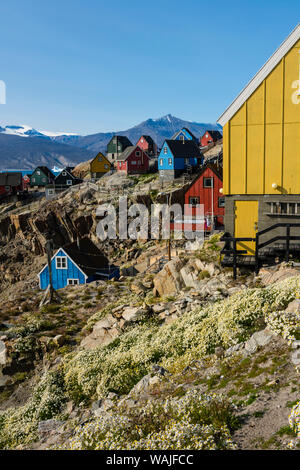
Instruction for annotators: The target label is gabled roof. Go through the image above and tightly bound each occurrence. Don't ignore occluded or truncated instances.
[108,135,133,147]
[185,163,223,195]
[217,23,300,126]
[91,152,110,164]
[163,140,202,159]
[202,130,223,141]
[139,135,155,144]
[171,127,197,141]
[117,145,148,161]
[55,167,77,180]
[63,237,109,277]
[33,166,55,179]
[0,172,22,186]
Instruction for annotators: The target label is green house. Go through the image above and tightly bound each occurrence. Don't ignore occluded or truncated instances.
[106,136,132,163]
[30,166,55,187]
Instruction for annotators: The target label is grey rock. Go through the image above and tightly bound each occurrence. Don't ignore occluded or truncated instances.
[291,349,300,366]
[38,419,63,437]
[285,299,300,313]
[292,340,300,349]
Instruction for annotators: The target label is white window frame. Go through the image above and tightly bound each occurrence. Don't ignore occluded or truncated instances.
[56,256,67,269]
[136,151,141,157]
[66,180,72,185]
[164,147,168,154]
[62,171,67,176]
[168,158,172,165]
[160,158,163,166]
[204,177,214,188]
[48,189,55,195]
[67,279,79,286]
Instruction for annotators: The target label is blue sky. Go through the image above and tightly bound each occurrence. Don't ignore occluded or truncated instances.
[0,0,299,134]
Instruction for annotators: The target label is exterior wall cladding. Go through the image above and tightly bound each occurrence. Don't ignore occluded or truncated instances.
[225,195,300,243]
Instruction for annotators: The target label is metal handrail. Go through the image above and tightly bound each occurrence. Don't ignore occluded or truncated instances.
[221,223,300,279]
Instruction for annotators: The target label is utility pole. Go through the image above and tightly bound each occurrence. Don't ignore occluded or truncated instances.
[40,236,62,307]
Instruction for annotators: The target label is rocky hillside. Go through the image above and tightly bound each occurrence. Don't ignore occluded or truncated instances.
[0,174,299,451]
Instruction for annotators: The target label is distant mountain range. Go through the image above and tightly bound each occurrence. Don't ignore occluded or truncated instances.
[0,115,222,170]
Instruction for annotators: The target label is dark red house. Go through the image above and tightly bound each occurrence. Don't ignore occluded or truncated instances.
[136,135,157,156]
[184,163,224,231]
[116,145,149,174]
[0,172,23,198]
[200,130,222,147]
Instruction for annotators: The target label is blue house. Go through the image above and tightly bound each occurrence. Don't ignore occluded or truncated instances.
[172,127,198,143]
[38,237,119,290]
[158,140,202,180]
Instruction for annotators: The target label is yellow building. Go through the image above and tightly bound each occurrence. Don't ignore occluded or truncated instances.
[218,24,300,267]
[90,152,111,179]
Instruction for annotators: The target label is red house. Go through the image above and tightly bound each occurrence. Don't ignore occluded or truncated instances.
[200,130,222,147]
[136,135,157,156]
[184,164,224,232]
[0,172,23,198]
[116,145,149,175]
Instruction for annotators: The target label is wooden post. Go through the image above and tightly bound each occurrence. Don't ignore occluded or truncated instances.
[40,238,62,307]
[286,224,290,262]
[46,240,55,303]
[233,239,237,280]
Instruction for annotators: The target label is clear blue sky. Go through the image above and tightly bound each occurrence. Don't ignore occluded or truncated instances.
[0,0,299,134]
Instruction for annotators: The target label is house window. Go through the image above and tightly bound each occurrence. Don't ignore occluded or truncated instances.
[141,138,144,143]
[5,186,10,191]
[160,158,163,166]
[164,147,168,154]
[48,189,55,195]
[269,202,299,215]
[104,164,109,169]
[189,196,200,207]
[180,135,185,141]
[131,161,136,165]
[136,151,141,157]
[32,178,35,182]
[56,256,67,269]
[37,171,40,175]
[67,279,79,286]
[168,158,172,165]
[111,154,115,159]
[204,177,213,188]
[66,180,72,185]
[218,197,225,207]
[98,156,102,161]
[62,171,67,176]
[42,178,46,182]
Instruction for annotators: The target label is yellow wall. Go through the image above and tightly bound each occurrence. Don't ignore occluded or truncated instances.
[90,153,111,174]
[224,40,300,195]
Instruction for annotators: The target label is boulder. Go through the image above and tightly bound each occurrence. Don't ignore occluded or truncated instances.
[244,329,274,354]
[153,258,184,297]
[81,325,119,350]
[122,307,145,322]
[0,340,7,366]
[38,419,63,439]
[291,349,300,367]
[285,299,300,313]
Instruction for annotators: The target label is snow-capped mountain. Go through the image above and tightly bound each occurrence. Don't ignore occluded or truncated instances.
[53,114,222,152]
[0,115,222,170]
[0,124,77,139]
